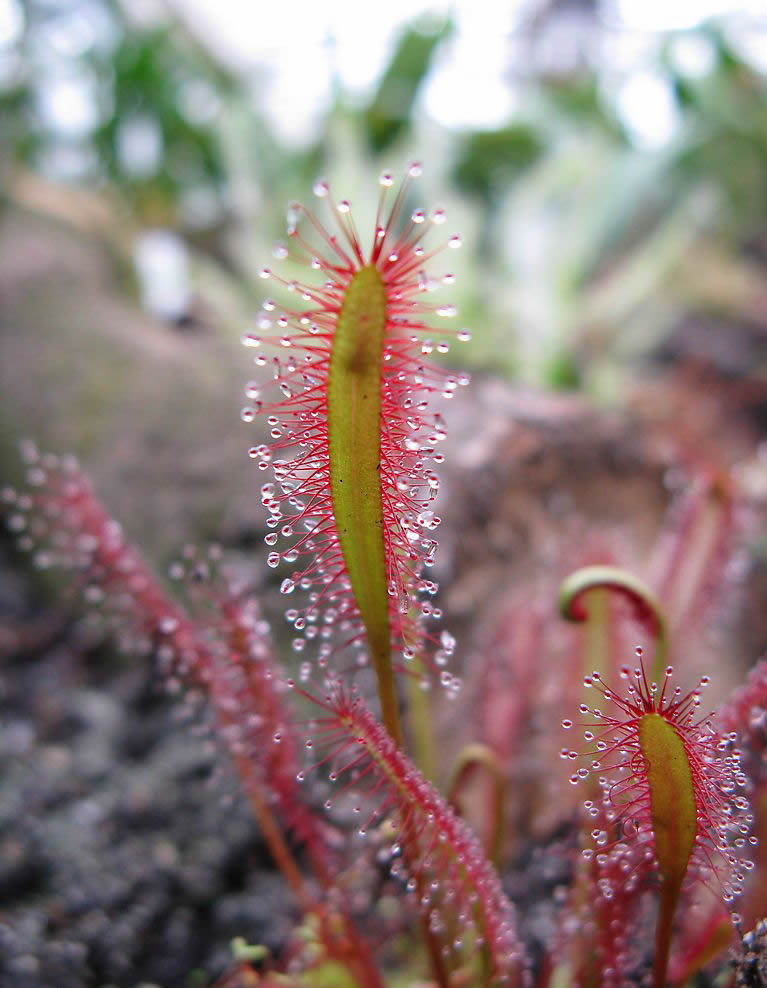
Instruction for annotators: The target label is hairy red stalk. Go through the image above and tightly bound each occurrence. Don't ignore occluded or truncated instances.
[5,446,207,671]
[295,681,528,985]
[4,448,327,862]
[3,446,385,988]
[244,165,467,738]
[11,455,289,785]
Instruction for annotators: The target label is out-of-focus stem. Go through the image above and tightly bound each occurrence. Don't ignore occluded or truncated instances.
[447,742,506,868]
[582,587,610,683]
[228,748,310,905]
[559,565,668,683]
[405,654,437,781]
[654,475,732,631]
[653,880,682,988]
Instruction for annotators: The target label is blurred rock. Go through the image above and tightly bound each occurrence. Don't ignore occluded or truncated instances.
[0,204,258,565]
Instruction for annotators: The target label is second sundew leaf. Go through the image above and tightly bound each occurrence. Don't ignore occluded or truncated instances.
[326,264,401,742]
[565,658,754,987]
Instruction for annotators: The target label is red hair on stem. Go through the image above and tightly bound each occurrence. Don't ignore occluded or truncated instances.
[293,679,527,985]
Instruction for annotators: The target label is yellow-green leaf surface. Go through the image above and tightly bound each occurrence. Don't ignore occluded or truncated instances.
[326,264,401,743]
[639,712,697,886]
[639,711,698,988]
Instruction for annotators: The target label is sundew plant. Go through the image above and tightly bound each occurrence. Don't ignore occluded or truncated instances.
[5,166,767,988]
[243,163,467,749]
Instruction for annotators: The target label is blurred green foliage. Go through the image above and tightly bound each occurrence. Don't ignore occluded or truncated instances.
[664,28,767,225]
[363,16,453,152]
[2,0,767,395]
[452,125,544,203]
[90,27,224,217]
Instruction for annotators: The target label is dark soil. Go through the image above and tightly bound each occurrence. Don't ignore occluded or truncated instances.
[0,537,295,988]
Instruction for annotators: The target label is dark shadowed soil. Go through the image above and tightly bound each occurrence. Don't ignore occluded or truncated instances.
[0,535,297,988]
